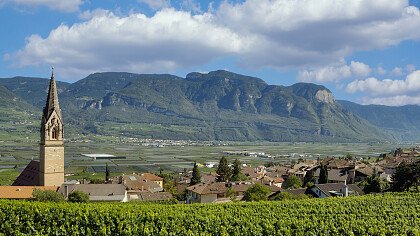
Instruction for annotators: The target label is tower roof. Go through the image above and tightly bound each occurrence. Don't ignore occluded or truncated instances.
[43,66,61,120]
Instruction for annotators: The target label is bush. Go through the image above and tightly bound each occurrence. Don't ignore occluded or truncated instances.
[243,183,271,202]
[68,191,89,203]
[272,192,310,201]
[32,189,64,202]
[283,175,303,189]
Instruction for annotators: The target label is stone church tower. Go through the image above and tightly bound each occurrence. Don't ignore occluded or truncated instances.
[39,67,64,186]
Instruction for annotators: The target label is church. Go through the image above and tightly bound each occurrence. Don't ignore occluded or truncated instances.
[13,67,65,186]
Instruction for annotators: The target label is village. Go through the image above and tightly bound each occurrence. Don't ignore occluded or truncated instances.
[1,145,418,203]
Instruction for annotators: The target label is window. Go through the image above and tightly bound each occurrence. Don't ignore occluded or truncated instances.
[52,127,58,140]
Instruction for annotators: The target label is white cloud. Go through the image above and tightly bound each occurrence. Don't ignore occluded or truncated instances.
[360,95,420,106]
[180,0,201,13]
[346,70,420,96]
[346,70,420,105]
[138,0,170,10]
[2,0,83,12]
[6,0,420,79]
[78,9,110,20]
[216,0,420,68]
[7,9,250,79]
[298,61,371,83]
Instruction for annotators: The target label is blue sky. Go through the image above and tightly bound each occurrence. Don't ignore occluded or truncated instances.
[0,0,419,106]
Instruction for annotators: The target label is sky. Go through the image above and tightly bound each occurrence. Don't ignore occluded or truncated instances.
[0,0,419,106]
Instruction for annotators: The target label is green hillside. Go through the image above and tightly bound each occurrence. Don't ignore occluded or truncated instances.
[0,71,392,142]
[0,193,419,235]
[0,84,38,141]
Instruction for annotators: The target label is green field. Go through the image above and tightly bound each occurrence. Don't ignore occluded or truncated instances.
[0,139,414,181]
[1,193,419,235]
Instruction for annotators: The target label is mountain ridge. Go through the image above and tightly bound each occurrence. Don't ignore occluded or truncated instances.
[0,70,412,142]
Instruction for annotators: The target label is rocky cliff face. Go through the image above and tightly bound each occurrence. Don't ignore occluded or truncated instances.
[315,90,334,104]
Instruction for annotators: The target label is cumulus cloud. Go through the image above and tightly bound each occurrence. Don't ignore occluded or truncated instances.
[6,0,420,78]
[7,9,250,79]
[0,0,83,12]
[346,70,420,96]
[78,9,110,20]
[216,0,420,68]
[360,95,420,106]
[346,70,420,105]
[298,61,371,83]
[180,0,201,13]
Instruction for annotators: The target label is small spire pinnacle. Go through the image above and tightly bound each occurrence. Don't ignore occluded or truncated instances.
[43,66,61,121]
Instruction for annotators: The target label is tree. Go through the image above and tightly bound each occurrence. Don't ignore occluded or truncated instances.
[32,189,64,202]
[68,191,89,203]
[318,165,328,184]
[190,162,201,186]
[243,183,271,201]
[283,175,303,189]
[105,163,110,182]
[216,156,231,182]
[303,170,315,187]
[345,153,353,161]
[226,187,237,202]
[391,161,420,192]
[89,178,104,184]
[231,159,242,182]
[361,175,382,194]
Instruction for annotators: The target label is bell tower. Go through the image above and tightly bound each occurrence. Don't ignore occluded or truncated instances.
[39,66,64,186]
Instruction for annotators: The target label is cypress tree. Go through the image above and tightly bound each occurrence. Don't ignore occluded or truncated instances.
[190,162,201,186]
[105,163,110,182]
[231,159,242,181]
[216,156,232,182]
[319,165,328,184]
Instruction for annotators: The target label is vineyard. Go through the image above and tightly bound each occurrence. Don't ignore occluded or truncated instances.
[1,193,420,235]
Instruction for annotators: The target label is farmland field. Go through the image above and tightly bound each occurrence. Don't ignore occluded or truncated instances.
[0,138,413,182]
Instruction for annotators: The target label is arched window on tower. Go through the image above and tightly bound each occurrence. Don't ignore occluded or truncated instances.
[52,127,58,140]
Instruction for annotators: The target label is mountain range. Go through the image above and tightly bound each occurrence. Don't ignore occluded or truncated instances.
[0,70,418,142]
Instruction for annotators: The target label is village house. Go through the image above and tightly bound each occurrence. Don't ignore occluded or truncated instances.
[113,174,163,193]
[58,184,128,202]
[140,173,164,188]
[260,175,284,188]
[352,164,376,182]
[308,183,363,198]
[313,168,349,184]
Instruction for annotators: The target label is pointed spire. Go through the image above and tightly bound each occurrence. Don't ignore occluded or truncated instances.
[43,66,61,120]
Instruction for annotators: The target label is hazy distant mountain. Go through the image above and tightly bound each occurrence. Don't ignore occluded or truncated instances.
[339,100,420,141]
[0,70,396,142]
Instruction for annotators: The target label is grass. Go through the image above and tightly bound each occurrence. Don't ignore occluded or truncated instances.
[0,169,20,186]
